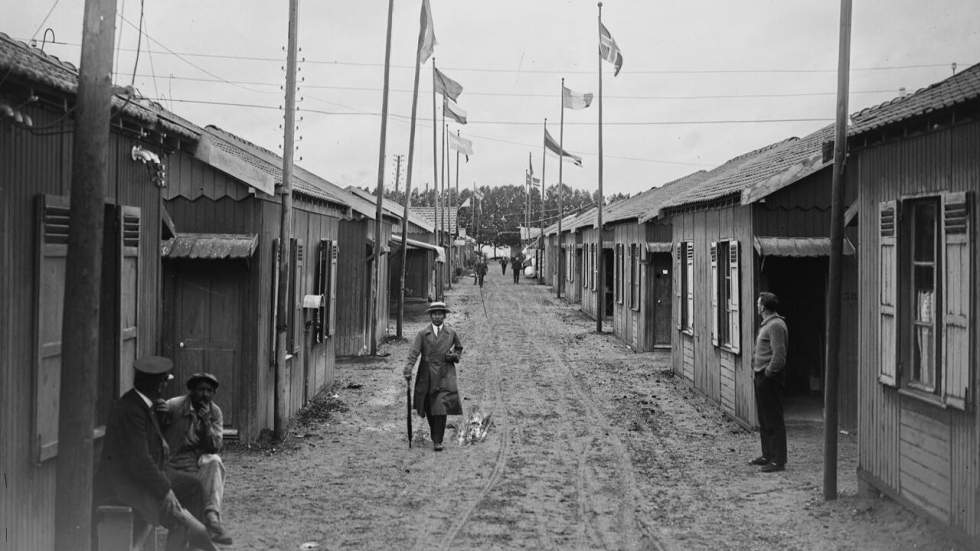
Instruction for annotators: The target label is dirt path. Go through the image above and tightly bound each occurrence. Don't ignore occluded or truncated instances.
[221,269,966,550]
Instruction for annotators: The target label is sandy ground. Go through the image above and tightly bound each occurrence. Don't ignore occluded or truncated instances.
[220,269,967,551]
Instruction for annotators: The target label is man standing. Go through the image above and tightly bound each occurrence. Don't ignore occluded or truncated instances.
[499,257,507,275]
[403,301,463,451]
[475,256,488,288]
[97,356,217,551]
[750,292,789,473]
[511,255,522,284]
[164,373,233,545]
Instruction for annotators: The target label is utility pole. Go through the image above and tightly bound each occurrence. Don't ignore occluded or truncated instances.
[393,154,404,195]
[595,2,605,333]
[557,77,565,298]
[370,0,395,356]
[55,0,116,548]
[275,0,300,440]
[824,0,852,501]
[540,119,547,284]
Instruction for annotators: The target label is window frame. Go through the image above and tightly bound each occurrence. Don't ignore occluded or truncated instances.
[629,243,640,311]
[680,241,694,334]
[901,196,942,395]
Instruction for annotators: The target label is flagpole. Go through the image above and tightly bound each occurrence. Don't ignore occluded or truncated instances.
[369,0,395,356]
[442,118,450,289]
[431,58,441,299]
[540,118,547,284]
[557,77,565,298]
[596,2,605,333]
[398,0,428,339]
[455,129,461,266]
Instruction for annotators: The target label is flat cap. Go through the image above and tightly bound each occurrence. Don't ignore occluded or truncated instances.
[134,355,173,375]
[186,372,219,390]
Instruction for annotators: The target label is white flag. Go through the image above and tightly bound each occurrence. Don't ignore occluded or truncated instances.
[449,132,474,159]
[562,86,593,109]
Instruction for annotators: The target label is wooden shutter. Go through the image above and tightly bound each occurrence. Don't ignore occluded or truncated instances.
[686,242,694,332]
[35,195,70,461]
[314,240,328,343]
[676,242,683,329]
[710,242,719,346]
[117,206,140,395]
[270,238,281,367]
[941,191,971,409]
[879,200,898,387]
[291,238,305,354]
[729,240,741,352]
[630,244,640,311]
[327,240,339,337]
[615,244,622,303]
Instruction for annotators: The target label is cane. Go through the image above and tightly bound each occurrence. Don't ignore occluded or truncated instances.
[406,377,413,448]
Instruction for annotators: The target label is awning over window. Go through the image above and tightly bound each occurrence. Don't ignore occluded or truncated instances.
[753,236,855,258]
[161,233,259,259]
[645,242,673,253]
[390,234,445,263]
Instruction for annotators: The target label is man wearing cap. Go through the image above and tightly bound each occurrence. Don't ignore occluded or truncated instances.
[163,373,232,545]
[97,356,217,551]
[404,302,463,451]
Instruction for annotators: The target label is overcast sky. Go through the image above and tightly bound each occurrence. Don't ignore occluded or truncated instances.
[6,1,980,197]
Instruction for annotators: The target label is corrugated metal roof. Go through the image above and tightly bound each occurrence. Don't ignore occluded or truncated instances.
[0,33,201,140]
[161,233,259,259]
[850,61,980,137]
[754,236,855,257]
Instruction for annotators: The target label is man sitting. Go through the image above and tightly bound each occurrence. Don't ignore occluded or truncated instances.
[97,356,217,551]
[164,373,233,545]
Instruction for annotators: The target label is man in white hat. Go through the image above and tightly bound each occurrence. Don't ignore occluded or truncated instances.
[403,302,464,451]
[96,356,218,550]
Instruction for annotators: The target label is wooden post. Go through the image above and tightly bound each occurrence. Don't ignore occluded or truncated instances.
[431,59,441,300]
[370,0,395,356]
[557,78,565,298]
[393,154,403,194]
[274,0,300,440]
[540,118,547,284]
[398,0,429,339]
[596,2,605,333]
[56,0,116,548]
[824,0,852,501]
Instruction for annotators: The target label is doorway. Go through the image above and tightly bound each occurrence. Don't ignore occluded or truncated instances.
[649,252,672,347]
[163,260,246,429]
[602,248,614,316]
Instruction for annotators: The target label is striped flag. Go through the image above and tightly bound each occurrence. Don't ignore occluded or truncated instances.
[544,129,583,167]
[599,22,623,76]
[448,132,473,159]
[434,67,463,101]
[418,0,436,64]
[444,99,467,124]
[562,85,593,109]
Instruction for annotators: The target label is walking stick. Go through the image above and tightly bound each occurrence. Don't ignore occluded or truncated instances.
[406,378,413,448]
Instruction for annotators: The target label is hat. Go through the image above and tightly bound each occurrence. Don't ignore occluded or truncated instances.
[134,356,174,376]
[186,372,219,390]
[426,301,450,314]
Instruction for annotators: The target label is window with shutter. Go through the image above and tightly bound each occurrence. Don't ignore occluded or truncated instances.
[270,238,281,364]
[879,200,899,387]
[685,241,694,332]
[711,242,719,346]
[728,240,741,353]
[117,206,141,395]
[941,191,971,409]
[676,242,684,330]
[327,240,339,337]
[35,195,70,461]
[615,244,623,304]
[630,244,640,311]
[290,239,305,354]
[314,240,328,343]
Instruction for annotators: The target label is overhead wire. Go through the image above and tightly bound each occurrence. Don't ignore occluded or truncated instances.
[129,0,145,87]
[29,0,63,43]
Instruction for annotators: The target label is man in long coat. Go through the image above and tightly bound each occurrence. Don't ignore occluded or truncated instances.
[403,301,463,451]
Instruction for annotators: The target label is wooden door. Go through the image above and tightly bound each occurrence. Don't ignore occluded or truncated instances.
[651,253,672,347]
[171,261,245,429]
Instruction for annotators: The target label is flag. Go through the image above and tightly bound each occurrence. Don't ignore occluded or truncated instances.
[434,67,463,101]
[528,153,540,183]
[544,129,583,167]
[459,197,471,208]
[444,99,467,124]
[474,190,484,200]
[449,132,473,160]
[599,22,623,76]
[562,85,593,109]
[418,0,436,64]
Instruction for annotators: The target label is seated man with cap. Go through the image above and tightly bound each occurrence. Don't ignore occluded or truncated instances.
[97,356,217,551]
[163,373,232,545]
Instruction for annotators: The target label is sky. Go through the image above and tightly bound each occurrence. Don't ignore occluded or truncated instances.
[5,1,980,197]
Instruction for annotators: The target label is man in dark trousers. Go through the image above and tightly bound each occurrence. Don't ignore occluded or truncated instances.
[475,257,488,287]
[499,257,507,275]
[511,255,522,284]
[750,292,789,473]
[404,302,463,451]
[97,356,217,550]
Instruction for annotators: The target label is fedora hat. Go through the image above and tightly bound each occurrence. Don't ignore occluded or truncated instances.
[426,301,450,314]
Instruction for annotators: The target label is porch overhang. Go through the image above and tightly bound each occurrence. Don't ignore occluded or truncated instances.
[753,236,855,258]
[391,234,446,263]
[161,233,259,259]
[645,242,673,253]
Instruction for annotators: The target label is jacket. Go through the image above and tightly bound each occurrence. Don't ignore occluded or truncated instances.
[752,313,788,375]
[405,324,464,416]
[96,389,171,524]
[163,394,223,471]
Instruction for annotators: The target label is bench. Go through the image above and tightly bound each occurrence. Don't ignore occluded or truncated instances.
[95,505,157,551]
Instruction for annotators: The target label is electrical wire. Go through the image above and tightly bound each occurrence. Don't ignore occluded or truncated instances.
[130,0,145,87]
[29,0,63,43]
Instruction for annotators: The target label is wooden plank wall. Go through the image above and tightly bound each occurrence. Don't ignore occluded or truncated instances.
[337,219,370,356]
[560,232,581,303]
[611,222,642,350]
[671,204,756,425]
[856,121,980,540]
[580,228,599,319]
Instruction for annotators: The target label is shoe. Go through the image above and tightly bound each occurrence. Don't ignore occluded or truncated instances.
[205,513,233,545]
[748,456,770,466]
[433,443,444,452]
[760,462,785,473]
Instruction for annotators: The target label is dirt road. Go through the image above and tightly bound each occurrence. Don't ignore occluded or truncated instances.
[222,269,964,550]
